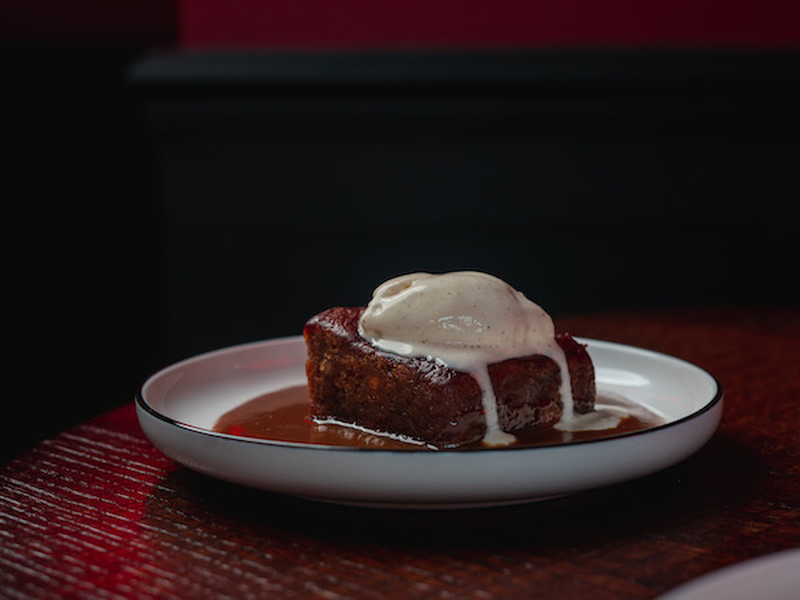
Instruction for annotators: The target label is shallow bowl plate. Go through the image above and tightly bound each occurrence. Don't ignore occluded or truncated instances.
[137,337,722,509]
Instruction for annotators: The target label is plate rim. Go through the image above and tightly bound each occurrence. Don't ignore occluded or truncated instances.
[136,335,723,454]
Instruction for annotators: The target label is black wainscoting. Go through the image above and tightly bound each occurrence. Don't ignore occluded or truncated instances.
[130,49,800,364]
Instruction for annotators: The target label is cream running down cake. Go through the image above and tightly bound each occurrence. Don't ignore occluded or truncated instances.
[303,271,599,449]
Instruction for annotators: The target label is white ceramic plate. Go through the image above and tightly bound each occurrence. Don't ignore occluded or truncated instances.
[136,337,722,509]
[656,548,800,600]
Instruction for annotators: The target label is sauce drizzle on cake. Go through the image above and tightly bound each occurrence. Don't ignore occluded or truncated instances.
[357,272,583,446]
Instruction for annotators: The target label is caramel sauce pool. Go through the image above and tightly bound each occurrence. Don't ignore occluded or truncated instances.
[213,385,665,450]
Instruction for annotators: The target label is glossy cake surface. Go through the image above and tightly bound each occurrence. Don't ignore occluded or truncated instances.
[304,307,595,448]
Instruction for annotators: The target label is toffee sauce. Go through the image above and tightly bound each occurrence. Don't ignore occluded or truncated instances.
[213,385,665,451]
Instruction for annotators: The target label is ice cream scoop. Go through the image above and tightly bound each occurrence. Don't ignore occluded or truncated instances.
[359,271,554,361]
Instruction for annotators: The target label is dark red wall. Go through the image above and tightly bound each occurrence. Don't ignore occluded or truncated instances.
[177,0,800,49]
[4,0,800,48]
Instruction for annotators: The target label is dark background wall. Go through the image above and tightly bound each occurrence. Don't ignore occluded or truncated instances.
[4,1,175,462]
[133,50,800,363]
[4,0,799,463]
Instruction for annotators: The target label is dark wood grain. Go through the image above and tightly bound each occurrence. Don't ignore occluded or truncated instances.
[2,307,798,599]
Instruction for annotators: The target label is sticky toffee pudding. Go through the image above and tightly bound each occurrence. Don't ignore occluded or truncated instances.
[213,272,666,450]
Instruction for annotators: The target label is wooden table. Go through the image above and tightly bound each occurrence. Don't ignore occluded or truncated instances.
[2,307,798,599]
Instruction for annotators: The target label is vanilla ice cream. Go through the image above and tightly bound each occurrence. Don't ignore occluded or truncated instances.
[358,271,576,446]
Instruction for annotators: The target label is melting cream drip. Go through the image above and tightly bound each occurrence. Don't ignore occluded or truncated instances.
[358,271,585,446]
